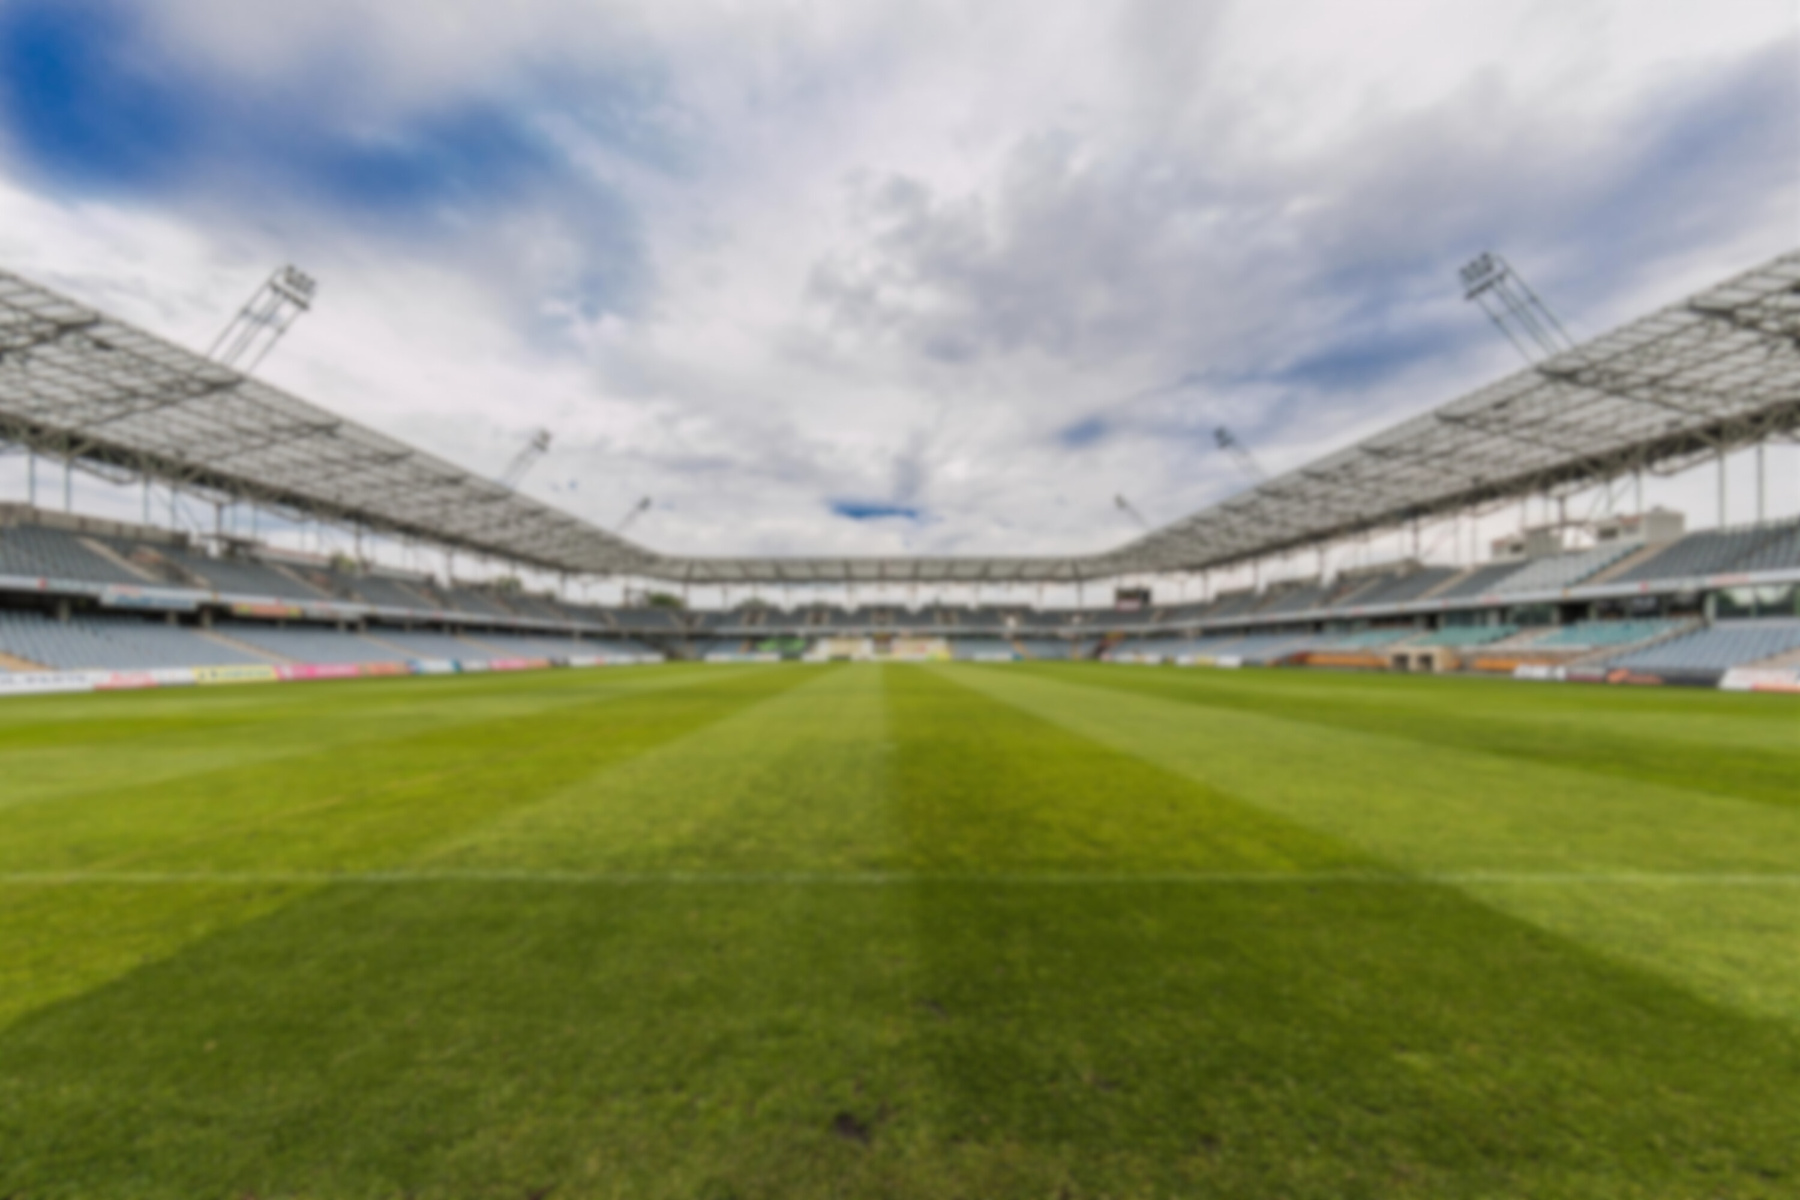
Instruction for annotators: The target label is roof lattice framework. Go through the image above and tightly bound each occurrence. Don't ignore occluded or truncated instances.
[1,252,1796,585]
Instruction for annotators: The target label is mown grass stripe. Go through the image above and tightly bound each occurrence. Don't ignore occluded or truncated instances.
[6,869,1800,887]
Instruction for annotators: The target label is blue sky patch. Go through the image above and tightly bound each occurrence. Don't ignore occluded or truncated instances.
[831,500,924,522]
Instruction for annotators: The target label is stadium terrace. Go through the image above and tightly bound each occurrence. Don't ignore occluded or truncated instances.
[0,253,1798,694]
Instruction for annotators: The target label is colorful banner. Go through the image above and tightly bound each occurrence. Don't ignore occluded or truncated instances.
[484,657,549,672]
[193,664,281,686]
[275,663,364,682]
[0,670,104,695]
[1720,667,1800,693]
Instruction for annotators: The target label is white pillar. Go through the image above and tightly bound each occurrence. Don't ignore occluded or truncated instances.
[1756,443,1766,524]
[1718,450,1727,528]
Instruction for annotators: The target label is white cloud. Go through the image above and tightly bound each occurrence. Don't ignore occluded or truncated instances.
[0,0,1793,573]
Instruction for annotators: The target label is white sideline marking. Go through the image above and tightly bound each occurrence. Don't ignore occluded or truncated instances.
[1,869,1799,888]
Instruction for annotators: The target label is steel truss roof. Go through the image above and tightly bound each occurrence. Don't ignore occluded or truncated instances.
[2,252,1797,585]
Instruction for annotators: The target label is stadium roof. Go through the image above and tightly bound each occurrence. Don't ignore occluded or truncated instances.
[1,252,1797,584]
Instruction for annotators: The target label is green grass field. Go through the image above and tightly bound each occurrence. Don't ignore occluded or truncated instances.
[1,662,1796,1198]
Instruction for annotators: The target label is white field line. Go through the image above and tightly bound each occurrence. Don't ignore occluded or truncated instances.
[1,869,1799,888]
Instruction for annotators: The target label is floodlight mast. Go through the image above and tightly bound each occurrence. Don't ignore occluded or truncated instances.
[617,496,652,534]
[1114,494,1152,531]
[209,265,316,372]
[1213,427,1267,483]
[1460,252,1573,363]
[500,428,553,489]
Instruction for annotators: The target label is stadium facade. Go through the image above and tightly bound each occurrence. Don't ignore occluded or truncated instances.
[1,253,1797,693]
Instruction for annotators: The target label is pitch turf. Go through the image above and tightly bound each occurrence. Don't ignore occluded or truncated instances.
[1,664,1796,1198]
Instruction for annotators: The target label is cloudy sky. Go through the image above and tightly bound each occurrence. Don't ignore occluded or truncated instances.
[0,0,1794,563]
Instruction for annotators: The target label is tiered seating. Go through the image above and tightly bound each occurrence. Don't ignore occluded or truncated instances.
[439,588,514,618]
[890,608,939,629]
[165,549,326,600]
[1432,562,1526,599]
[826,608,869,629]
[465,632,595,658]
[1205,591,1261,619]
[1411,625,1518,647]
[1257,583,1329,616]
[497,594,565,621]
[1489,544,1635,595]
[1339,567,1459,607]
[1016,638,1075,659]
[1735,522,1800,573]
[946,608,1006,628]
[1613,526,1781,583]
[1605,621,1800,673]
[217,623,399,665]
[0,526,145,586]
[609,608,682,632]
[1528,619,1683,650]
[351,575,437,609]
[366,630,487,660]
[0,612,265,670]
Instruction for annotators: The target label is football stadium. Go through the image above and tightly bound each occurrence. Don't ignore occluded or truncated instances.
[1,3,1798,1197]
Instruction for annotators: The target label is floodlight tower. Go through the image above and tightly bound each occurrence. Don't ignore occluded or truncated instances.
[617,496,652,534]
[1114,494,1152,532]
[1459,252,1573,364]
[210,265,317,373]
[500,428,553,489]
[1214,427,1267,483]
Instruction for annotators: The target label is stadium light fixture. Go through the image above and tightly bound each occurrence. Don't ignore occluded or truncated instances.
[209,265,316,374]
[1460,252,1573,364]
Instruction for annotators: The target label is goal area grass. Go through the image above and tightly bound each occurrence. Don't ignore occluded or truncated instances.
[1,662,1796,1198]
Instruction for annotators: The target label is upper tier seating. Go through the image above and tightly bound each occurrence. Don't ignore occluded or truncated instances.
[351,575,438,609]
[890,608,940,629]
[439,588,515,618]
[1613,524,1787,583]
[217,622,400,665]
[1205,591,1262,619]
[498,594,567,622]
[608,608,682,631]
[1339,567,1460,608]
[1489,544,1636,595]
[1155,602,1214,625]
[1432,562,1527,600]
[1607,620,1800,673]
[0,526,145,586]
[164,548,327,601]
[1257,584,1330,616]
[0,611,266,670]
[1733,522,1800,573]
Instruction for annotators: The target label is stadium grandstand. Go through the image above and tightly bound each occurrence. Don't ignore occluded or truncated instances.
[1,251,1798,692]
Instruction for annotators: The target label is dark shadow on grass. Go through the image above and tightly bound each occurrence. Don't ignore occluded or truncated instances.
[889,665,1800,1197]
